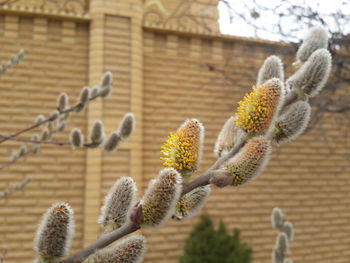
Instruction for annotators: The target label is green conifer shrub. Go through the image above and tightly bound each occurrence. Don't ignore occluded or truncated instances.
[180,214,252,263]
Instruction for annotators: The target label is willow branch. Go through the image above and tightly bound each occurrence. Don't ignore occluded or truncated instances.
[0,94,100,145]
[0,177,31,198]
[0,134,100,148]
[60,222,140,263]
[60,89,300,263]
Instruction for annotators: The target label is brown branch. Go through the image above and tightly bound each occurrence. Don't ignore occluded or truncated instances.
[0,134,70,146]
[60,222,140,263]
[0,134,100,148]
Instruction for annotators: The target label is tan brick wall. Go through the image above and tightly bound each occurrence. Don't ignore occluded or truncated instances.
[142,29,350,263]
[0,14,89,262]
[0,2,349,263]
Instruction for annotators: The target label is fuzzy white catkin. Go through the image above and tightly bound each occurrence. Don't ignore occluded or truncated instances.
[272,249,284,263]
[17,49,24,60]
[85,235,146,263]
[281,221,294,241]
[40,128,50,141]
[35,115,45,125]
[18,145,28,157]
[214,116,246,158]
[90,120,105,144]
[10,152,18,161]
[275,232,288,254]
[100,72,112,98]
[296,26,328,63]
[271,207,284,229]
[141,168,182,227]
[78,87,90,107]
[70,128,84,148]
[273,101,311,144]
[119,113,135,140]
[98,177,137,232]
[50,110,59,121]
[34,203,74,261]
[257,55,284,85]
[57,121,66,133]
[90,86,100,98]
[287,49,331,98]
[57,93,69,112]
[103,132,121,152]
[31,134,40,153]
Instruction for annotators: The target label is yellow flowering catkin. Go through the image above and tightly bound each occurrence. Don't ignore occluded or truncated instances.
[234,78,283,135]
[160,119,204,176]
[224,136,271,186]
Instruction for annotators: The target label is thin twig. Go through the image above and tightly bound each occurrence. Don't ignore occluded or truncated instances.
[0,134,70,146]
[0,177,31,198]
[0,93,100,145]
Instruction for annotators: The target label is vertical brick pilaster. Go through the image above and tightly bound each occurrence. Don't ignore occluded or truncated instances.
[83,7,104,246]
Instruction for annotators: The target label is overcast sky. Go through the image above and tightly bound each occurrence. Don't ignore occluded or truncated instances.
[218,0,350,41]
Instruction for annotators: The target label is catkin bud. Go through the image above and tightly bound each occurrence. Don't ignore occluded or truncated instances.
[90,86,100,98]
[57,121,66,133]
[18,145,28,157]
[40,128,50,141]
[118,113,135,140]
[79,87,90,104]
[287,49,331,98]
[257,56,284,85]
[173,185,210,221]
[70,128,84,148]
[75,87,90,112]
[100,72,113,98]
[272,101,311,144]
[142,168,182,227]
[272,249,284,263]
[11,54,20,65]
[271,207,284,229]
[296,26,328,63]
[10,152,18,161]
[31,134,40,153]
[90,120,105,145]
[85,235,146,263]
[281,221,294,241]
[57,93,68,112]
[50,110,59,121]
[103,132,121,152]
[35,115,45,125]
[0,63,6,73]
[17,49,25,60]
[275,232,288,254]
[98,177,137,232]
[32,144,40,154]
[32,133,39,142]
[214,116,246,158]
[222,136,271,186]
[34,203,74,261]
